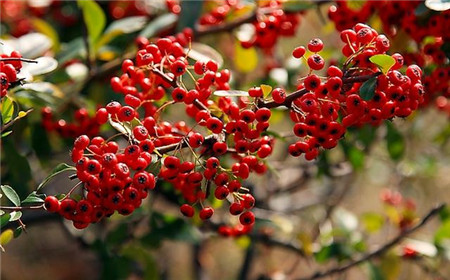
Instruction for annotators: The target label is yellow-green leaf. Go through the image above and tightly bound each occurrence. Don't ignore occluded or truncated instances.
[369,54,395,74]
[234,41,258,73]
[31,17,60,52]
[380,251,402,280]
[77,0,106,45]
[362,212,385,233]
[1,96,15,124]
[261,84,272,98]
[0,229,14,246]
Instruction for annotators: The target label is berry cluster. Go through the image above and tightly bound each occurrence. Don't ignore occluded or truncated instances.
[41,106,101,139]
[328,0,450,43]
[198,0,302,52]
[45,134,156,229]
[286,24,424,160]
[47,22,423,233]
[0,51,24,98]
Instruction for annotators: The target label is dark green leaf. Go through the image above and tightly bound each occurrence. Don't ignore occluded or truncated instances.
[386,122,405,161]
[414,3,429,15]
[1,138,32,197]
[139,13,178,38]
[22,191,45,205]
[37,163,76,191]
[0,213,11,228]
[176,0,204,31]
[1,185,21,206]
[14,226,23,238]
[360,76,377,101]
[441,42,450,60]
[57,38,86,65]
[368,262,386,280]
[78,0,106,45]
[121,245,159,280]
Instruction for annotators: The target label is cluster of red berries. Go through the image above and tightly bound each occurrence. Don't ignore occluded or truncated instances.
[40,106,101,139]
[328,0,450,43]
[198,0,302,52]
[108,0,147,19]
[0,51,23,98]
[0,0,79,37]
[44,134,156,229]
[286,24,424,160]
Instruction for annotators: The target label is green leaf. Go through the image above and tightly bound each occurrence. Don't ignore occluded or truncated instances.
[435,219,450,245]
[104,16,148,35]
[362,212,385,233]
[1,185,21,207]
[22,191,45,205]
[282,0,315,12]
[1,131,12,138]
[78,0,106,45]
[1,139,32,197]
[367,262,386,280]
[1,96,15,124]
[385,122,405,161]
[176,0,204,31]
[121,244,159,280]
[31,17,60,52]
[139,13,178,38]
[37,163,76,191]
[14,226,23,238]
[369,54,395,75]
[8,211,22,222]
[360,76,378,101]
[1,213,11,228]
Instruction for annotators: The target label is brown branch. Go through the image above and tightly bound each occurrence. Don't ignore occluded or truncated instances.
[296,203,446,280]
[155,134,216,154]
[194,10,257,38]
[259,72,382,109]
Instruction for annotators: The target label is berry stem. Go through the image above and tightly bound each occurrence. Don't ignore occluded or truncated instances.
[259,72,381,109]
[0,204,44,211]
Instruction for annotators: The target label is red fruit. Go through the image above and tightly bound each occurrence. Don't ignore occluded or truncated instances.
[171,60,186,76]
[74,135,90,150]
[44,196,60,213]
[229,202,244,215]
[272,87,286,103]
[307,38,324,52]
[164,156,180,169]
[180,204,195,217]
[248,87,263,98]
[292,46,306,58]
[214,186,230,200]
[239,211,255,225]
[199,207,214,220]
[307,54,325,71]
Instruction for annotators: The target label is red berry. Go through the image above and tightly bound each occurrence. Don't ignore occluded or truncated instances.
[199,207,214,220]
[307,54,325,70]
[44,196,60,213]
[239,211,255,226]
[180,204,195,217]
[307,38,323,52]
[292,46,306,58]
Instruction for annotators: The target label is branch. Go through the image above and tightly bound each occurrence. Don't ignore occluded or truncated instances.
[0,204,44,211]
[194,10,257,38]
[155,134,216,154]
[0,58,38,63]
[259,72,382,109]
[297,203,446,280]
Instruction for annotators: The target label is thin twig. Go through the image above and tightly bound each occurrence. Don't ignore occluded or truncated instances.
[0,58,38,63]
[296,203,446,280]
